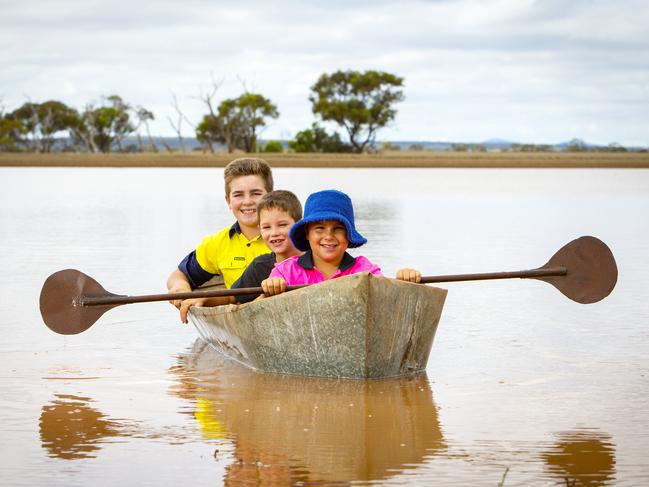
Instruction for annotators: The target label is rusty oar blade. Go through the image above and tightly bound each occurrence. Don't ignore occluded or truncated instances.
[420,236,617,304]
[533,236,618,304]
[39,269,297,335]
[39,269,124,335]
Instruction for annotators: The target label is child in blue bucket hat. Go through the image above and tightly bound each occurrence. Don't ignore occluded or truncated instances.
[262,189,421,296]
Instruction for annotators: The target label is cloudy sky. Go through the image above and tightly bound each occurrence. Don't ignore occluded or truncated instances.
[2,0,648,145]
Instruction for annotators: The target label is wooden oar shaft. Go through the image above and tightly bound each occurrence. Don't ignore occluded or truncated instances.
[38,237,616,336]
[79,267,567,307]
[79,285,306,307]
[421,266,567,284]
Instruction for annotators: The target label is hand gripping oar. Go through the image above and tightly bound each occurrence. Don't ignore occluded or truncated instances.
[39,236,617,336]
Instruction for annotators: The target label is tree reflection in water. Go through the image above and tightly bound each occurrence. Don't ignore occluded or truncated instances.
[169,339,447,485]
[541,429,616,486]
[39,394,127,460]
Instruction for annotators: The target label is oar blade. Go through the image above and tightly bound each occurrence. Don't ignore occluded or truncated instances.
[39,269,118,335]
[536,236,618,304]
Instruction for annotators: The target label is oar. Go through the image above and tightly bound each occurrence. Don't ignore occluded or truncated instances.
[39,235,617,336]
[421,236,617,305]
[39,272,306,336]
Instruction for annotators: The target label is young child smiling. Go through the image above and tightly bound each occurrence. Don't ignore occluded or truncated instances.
[262,189,420,296]
[230,190,303,302]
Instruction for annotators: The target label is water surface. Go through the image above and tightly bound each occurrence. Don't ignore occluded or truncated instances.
[1,167,648,485]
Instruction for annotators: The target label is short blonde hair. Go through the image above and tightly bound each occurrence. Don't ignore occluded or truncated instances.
[224,158,274,195]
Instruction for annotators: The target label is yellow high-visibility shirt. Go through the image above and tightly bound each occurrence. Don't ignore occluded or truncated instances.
[179,223,270,289]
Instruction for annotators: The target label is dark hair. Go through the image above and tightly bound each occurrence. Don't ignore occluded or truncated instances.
[224,157,274,195]
[257,190,303,223]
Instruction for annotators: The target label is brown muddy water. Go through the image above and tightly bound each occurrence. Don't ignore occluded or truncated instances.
[1,167,648,486]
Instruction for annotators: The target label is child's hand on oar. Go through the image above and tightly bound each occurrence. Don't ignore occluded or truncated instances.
[168,282,192,309]
[396,268,422,283]
[262,277,287,296]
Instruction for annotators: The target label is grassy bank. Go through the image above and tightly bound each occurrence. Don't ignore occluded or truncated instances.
[1,151,649,168]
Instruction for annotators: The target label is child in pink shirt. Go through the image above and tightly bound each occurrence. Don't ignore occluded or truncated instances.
[262,189,420,296]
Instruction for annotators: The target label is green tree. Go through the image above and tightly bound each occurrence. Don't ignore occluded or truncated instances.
[604,142,627,152]
[262,140,284,153]
[236,93,279,152]
[288,123,348,153]
[0,115,23,151]
[73,95,137,153]
[196,99,244,153]
[196,113,223,153]
[196,93,279,153]
[134,107,157,152]
[309,70,405,153]
[0,101,23,151]
[512,143,553,152]
[566,138,587,152]
[381,141,401,151]
[9,100,79,152]
[451,143,469,152]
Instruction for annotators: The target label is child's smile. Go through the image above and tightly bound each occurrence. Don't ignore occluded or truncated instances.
[226,175,267,231]
[260,207,298,259]
[307,220,349,265]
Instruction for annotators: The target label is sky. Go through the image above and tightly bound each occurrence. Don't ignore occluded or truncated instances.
[1,0,648,146]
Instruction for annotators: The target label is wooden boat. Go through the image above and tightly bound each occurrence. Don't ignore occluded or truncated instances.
[188,272,447,379]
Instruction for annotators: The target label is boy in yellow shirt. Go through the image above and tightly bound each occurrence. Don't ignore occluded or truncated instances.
[177,190,303,323]
[167,157,273,321]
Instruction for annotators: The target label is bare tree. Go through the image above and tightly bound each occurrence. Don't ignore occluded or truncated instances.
[195,76,223,153]
[168,93,195,153]
[71,104,100,153]
[159,138,174,154]
[134,106,156,152]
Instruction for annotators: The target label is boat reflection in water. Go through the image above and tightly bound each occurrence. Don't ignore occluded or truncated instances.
[39,394,132,460]
[37,345,619,485]
[169,339,447,485]
[541,429,616,486]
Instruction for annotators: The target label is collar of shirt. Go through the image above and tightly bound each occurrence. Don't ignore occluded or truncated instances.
[228,222,242,237]
[229,221,264,243]
[297,250,356,272]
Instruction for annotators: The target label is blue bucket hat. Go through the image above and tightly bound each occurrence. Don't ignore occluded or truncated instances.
[289,189,367,252]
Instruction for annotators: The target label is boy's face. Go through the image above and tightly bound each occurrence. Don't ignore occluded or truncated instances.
[259,207,297,256]
[306,220,349,264]
[226,175,267,228]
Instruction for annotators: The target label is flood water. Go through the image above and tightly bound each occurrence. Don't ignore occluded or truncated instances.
[1,166,648,486]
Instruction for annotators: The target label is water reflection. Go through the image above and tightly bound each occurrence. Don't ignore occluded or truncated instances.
[170,340,446,485]
[541,429,616,486]
[39,394,127,460]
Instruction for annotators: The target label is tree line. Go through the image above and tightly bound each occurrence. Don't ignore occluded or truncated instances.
[0,70,405,155]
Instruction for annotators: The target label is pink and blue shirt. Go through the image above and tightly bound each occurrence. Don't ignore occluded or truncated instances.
[268,251,382,285]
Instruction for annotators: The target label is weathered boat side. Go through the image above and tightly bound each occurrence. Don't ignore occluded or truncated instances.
[366,277,446,377]
[188,273,447,379]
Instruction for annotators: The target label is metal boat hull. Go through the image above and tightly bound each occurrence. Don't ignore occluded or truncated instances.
[188,273,447,379]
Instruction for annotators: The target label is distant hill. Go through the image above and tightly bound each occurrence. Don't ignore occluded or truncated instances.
[480,138,515,149]
[385,139,515,151]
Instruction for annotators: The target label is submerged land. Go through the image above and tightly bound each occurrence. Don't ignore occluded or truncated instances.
[1,151,649,168]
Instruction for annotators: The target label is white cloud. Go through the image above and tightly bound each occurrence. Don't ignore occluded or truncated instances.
[1,0,648,145]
